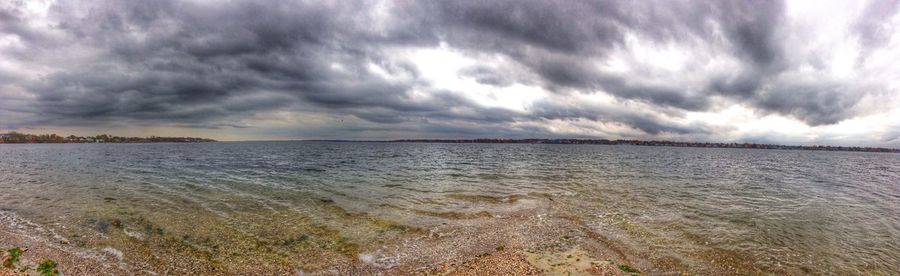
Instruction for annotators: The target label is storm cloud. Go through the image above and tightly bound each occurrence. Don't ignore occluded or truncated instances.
[1,0,898,145]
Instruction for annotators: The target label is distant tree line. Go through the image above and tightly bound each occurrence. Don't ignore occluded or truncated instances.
[0,132,215,144]
[390,138,900,153]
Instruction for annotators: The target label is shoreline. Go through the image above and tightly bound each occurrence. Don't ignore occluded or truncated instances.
[1,199,643,275]
[0,211,132,275]
[1,191,882,275]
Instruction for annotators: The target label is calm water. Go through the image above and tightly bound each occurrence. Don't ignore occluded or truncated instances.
[1,142,899,274]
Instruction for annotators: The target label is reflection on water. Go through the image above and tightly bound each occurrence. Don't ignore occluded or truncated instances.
[1,142,898,274]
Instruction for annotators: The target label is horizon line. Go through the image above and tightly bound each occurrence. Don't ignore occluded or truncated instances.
[244,138,900,151]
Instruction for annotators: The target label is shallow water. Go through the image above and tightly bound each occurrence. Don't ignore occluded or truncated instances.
[1,142,898,274]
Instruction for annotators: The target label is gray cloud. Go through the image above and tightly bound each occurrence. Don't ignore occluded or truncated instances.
[0,0,896,141]
[458,66,514,87]
[528,100,710,135]
[856,0,900,49]
[751,81,863,126]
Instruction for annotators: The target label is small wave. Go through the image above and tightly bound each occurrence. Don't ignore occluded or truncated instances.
[358,251,401,269]
[446,193,522,204]
[124,229,145,240]
[0,210,69,244]
[412,209,493,220]
[102,247,124,262]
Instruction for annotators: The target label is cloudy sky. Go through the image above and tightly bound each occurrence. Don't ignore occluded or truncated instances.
[1,0,899,145]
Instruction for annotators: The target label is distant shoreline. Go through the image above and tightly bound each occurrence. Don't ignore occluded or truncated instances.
[3,133,897,153]
[0,132,216,144]
[305,138,900,153]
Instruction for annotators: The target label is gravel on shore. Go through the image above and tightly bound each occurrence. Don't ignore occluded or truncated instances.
[2,197,640,275]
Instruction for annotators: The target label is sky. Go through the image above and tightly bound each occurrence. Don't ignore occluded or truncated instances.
[1,0,899,145]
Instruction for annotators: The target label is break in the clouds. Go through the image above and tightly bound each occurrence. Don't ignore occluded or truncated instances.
[1,0,899,145]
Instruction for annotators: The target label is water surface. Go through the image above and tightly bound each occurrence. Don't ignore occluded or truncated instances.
[1,142,898,274]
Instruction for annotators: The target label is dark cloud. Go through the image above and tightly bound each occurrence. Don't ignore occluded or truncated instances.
[458,66,514,87]
[418,0,627,54]
[404,0,845,123]
[0,0,895,140]
[595,73,709,111]
[715,1,786,69]
[528,100,709,135]
[751,81,862,126]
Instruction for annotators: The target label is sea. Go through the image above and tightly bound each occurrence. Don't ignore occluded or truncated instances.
[1,141,898,274]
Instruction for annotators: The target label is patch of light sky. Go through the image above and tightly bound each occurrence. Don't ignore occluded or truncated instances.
[401,44,545,112]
